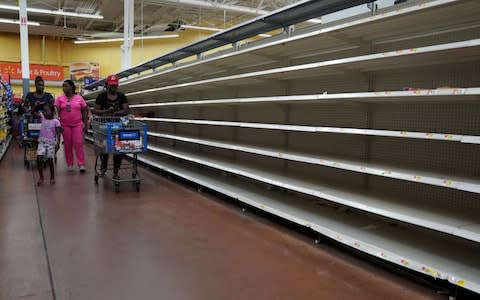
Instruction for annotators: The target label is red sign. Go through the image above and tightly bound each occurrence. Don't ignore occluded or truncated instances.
[0,62,64,81]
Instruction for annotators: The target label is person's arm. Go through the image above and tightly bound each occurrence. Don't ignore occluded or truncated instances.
[113,94,129,116]
[113,102,129,116]
[80,96,88,132]
[55,125,62,152]
[23,94,32,112]
[47,93,54,106]
[54,97,61,114]
[93,103,112,115]
[92,93,113,115]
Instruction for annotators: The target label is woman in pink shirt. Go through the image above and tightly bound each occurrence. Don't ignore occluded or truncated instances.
[55,80,88,172]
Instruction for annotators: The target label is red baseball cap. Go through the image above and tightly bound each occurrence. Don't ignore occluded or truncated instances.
[106,74,119,86]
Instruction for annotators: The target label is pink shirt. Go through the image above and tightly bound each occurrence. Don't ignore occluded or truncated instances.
[39,113,61,140]
[55,94,86,127]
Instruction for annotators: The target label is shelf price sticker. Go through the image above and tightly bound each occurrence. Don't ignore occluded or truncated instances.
[444,134,453,140]
[400,131,408,136]
[456,279,466,287]
[378,252,387,258]
[336,235,343,241]
[425,133,434,138]
[443,179,453,186]
[354,242,361,248]
[413,175,422,181]
[401,259,409,266]
[422,266,438,277]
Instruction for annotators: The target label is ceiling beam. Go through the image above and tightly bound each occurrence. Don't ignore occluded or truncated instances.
[54,0,65,25]
[150,0,271,16]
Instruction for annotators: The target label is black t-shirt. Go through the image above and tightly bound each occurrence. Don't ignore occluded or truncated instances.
[25,92,53,112]
[95,91,128,113]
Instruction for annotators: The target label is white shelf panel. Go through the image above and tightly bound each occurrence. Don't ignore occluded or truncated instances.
[149,133,480,194]
[82,0,479,99]
[134,152,480,293]
[138,111,480,144]
[127,39,480,98]
[130,88,480,108]
[144,144,480,242]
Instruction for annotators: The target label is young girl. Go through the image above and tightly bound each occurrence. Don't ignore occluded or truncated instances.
[37,103,61,185]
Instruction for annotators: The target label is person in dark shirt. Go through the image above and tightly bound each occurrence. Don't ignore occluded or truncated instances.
[93,74,129,178]
[25,76,54,114]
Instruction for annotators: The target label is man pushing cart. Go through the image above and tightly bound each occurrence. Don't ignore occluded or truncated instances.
[91,74,148,192]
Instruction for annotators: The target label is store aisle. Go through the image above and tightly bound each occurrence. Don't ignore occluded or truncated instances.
[1,144,443,300]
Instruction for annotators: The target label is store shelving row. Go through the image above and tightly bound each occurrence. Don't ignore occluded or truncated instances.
[84,0,480,294]
[0,131,12,162]
[146,131,480,194]
[129,151,480,294]
[129,88,480,108]
[83,0,480,97]
[110,39,479,100]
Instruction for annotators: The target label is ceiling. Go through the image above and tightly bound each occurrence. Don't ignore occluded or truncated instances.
[0,0,301,39]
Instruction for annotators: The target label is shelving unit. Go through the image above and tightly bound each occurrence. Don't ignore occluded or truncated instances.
[84,0,480,294]
[0,81,12,162]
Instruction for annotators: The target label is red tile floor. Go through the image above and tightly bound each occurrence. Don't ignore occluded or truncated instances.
[0,143,445,300]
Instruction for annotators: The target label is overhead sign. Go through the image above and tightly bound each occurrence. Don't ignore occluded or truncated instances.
[0,62,64,81]
[70,61,100,92]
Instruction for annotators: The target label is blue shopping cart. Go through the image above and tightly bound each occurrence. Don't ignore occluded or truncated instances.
[91,116,148,192]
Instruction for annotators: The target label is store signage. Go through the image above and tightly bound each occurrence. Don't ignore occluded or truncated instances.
[0,62,64,81]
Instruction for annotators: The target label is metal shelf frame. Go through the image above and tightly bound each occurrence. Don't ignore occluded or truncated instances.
[110,39,479,100]
[84,0,373,91]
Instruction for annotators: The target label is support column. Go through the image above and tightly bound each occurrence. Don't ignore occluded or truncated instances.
[19,0,30,97]
[121,0,134,70]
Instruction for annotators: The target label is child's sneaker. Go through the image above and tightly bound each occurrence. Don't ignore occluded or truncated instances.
[67,166,74,172]
[79,165,86,173]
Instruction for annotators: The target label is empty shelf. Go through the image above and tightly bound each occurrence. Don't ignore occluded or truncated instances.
[130,88,480,108]
[134,151,480,293]
[144,143,480,242]
[82,0,479,99]
[148,133,480,194]
[127,39,480,99]
[139,112,480,144]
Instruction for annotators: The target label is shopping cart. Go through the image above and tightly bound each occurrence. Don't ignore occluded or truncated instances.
[91,116,148,192]
[21,116,41,168]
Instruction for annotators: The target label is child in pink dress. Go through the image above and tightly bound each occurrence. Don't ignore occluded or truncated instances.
[37,104,61,185]
[55,80,88,172]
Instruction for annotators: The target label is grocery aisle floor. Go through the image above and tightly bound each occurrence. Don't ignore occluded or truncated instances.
[0,142,444,300]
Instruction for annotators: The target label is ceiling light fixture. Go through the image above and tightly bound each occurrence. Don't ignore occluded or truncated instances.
[0,17,40,26]
[0,4,104,19]
[74,34,179,44]
[181,25,222,32]
[307,18,322,24]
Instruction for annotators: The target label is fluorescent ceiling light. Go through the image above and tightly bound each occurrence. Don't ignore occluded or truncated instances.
[74,34,179,44]
[0,4,103,19]
[182,25,222,32]
[308,18,322,24]
[0,17,40,26]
